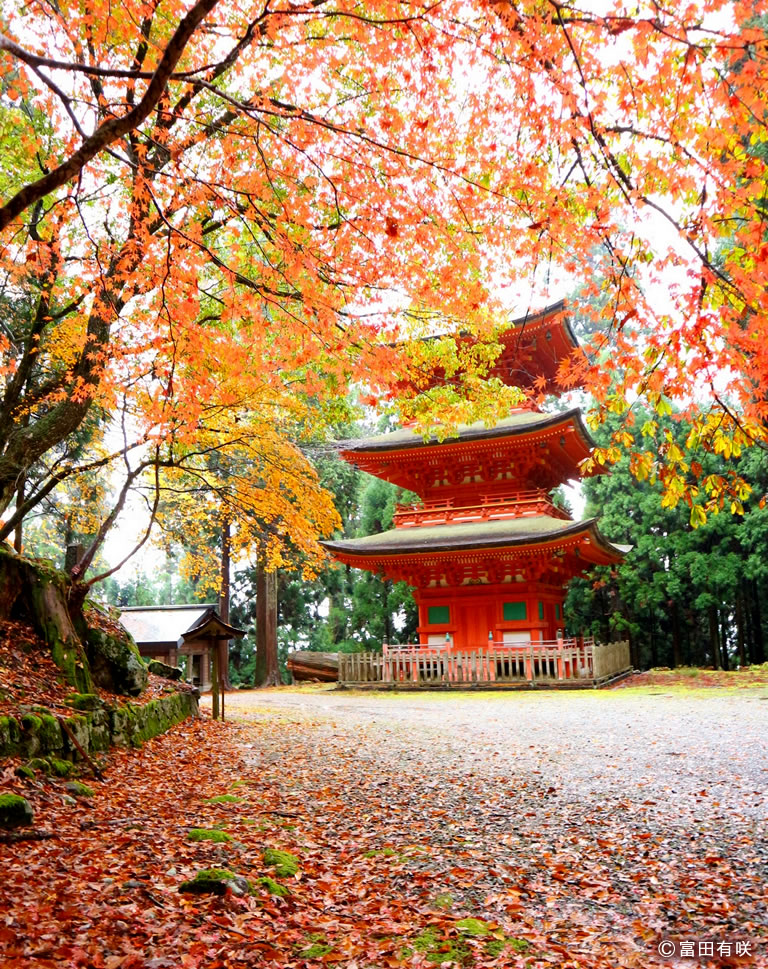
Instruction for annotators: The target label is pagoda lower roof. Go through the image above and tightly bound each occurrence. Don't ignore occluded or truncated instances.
[323,516,629,561]
[338,408,592,455]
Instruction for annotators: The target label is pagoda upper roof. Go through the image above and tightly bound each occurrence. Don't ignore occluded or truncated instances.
[323,515,629,562]
[409,300,582,395]
[339,407,592,455]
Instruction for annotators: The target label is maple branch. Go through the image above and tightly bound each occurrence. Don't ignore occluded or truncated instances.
[0,0,222,231]
[83,454,163,587]
[0,440,147,544]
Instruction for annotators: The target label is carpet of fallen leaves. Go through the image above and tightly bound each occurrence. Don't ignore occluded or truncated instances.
[2,686,767,969]
[0,620,192,715]
[613,667,768,691]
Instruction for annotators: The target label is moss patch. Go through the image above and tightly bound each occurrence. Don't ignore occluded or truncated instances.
[204,794,242,805]
[456,918,490,938]
[263,848,299,877]
[64,781,95,798]
[431,891,454,911]
[405,927,470,965]
[297,936,333,959]
[187,827,232,843]
[256,876,290,897]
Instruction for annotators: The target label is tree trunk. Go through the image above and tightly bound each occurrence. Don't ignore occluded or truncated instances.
[255,561,279,686]
[736,586,747,667]
[671,601,681,669]
[218,519,232,691]
[719,609,730,670]
[708,605,720,669]
[749,580,765,664]
[286,651,339,682]
[649,608,658,667]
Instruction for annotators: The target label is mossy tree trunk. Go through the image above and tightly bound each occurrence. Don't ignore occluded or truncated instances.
[0,547,147,696]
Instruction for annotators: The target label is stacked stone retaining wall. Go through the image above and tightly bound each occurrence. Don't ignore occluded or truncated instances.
[0,690,198,762]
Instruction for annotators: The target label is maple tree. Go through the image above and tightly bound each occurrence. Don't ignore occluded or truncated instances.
[0,0,767,567]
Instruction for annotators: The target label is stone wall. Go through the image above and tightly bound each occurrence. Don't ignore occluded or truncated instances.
[0,689,199,762]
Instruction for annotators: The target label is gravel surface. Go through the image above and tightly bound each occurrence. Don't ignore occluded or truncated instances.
[210,687,768,966]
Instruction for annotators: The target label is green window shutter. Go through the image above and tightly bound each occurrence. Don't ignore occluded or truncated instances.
[555,604,561,620]
[428,605,450,624]
[538,601,544,620]
[503,601,527,621]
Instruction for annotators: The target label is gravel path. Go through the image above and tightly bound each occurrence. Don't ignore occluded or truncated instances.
[211,687,768,966]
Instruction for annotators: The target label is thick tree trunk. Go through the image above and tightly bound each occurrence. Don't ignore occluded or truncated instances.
[218,519,232,691]
[255,562,279,686]
[286,651,339,682]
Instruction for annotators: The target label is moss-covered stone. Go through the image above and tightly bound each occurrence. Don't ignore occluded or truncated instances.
[48,757,74,777]
[179,868,240,895]
[263,848,300,877]
[85,625,147,697]
[111,694,197,748]
[64,780,95,797]
[297,938,333,959]
[147,660,182,681]
[2,692,196,765]
[187,828,232,843]
[0,792,33,829]
[15,764,35,780]
[21,713,42,732]
[65,693,102,711]
[0,715,22,757]
[26,757,52,774]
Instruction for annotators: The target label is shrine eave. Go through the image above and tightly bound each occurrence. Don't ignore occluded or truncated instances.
[337,407,592,456]
[323,516,626,563]
[178,607,246,644]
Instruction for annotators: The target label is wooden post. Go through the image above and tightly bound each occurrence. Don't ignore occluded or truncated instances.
[211,647,220,720]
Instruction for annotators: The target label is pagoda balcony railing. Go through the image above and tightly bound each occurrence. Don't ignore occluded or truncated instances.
[339,639,632,689]
[393,490,571,528]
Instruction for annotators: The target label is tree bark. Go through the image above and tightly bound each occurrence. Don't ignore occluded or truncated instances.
[218,519,232,690]
[255,561,279,686]
[708,605,721,669]
[670,601,681,669]
[736,585,747,667]
[749,580,765,664]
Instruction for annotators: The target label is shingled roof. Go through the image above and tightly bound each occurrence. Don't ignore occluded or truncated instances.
[323,516,629,558]
[337,408,593,455]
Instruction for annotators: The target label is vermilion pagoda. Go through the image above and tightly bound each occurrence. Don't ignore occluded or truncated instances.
[324,302,628,650]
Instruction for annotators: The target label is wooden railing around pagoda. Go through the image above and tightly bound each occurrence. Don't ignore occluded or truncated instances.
[392,489,571,528]
[338,639,631,689]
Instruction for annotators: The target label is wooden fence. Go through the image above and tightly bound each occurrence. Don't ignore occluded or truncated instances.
[338,639,631,689]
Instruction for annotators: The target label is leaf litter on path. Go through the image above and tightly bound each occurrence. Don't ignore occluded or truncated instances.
[1,688,766,968]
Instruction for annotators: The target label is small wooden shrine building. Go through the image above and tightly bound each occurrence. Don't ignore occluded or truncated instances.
[324,302,628,652]
[120,604,244,689]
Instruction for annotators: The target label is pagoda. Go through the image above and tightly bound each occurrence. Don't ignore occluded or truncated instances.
[324,302,627,650]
